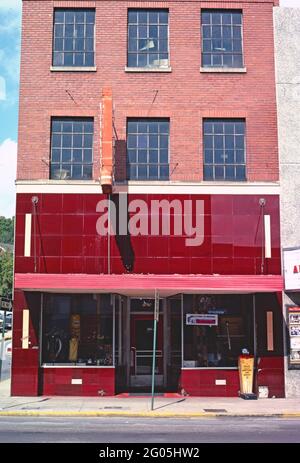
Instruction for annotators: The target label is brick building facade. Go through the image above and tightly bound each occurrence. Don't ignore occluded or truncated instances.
[12,0,285,397]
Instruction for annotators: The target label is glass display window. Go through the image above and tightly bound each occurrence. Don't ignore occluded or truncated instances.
[183,294,254,368]
[42,293,114,366]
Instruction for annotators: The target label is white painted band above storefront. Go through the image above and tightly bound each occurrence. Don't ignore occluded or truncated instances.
[16,180,280,195]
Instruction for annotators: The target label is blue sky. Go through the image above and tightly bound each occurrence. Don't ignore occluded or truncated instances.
[0,0,21,218]
[0,0,21,142]
[0,0,299,218]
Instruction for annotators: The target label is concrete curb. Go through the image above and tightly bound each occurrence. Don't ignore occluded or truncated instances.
[0,410,300,418]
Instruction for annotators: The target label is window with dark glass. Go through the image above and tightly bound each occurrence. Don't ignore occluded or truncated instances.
[183,294,254,368]
[42,294,114,366]
[127,119,169,180]
[50,118,93,180]
[53,9,95,67]
[127,9,169,68]
[203,119,246,181]
[201,10,243,68]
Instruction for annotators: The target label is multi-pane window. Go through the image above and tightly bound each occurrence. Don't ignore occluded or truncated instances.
[53,9,95,67]
[127,9,169,68]
[203,119,246,181]
[50,118,94,180]
[127,119,169,180]
[201,10,243,68]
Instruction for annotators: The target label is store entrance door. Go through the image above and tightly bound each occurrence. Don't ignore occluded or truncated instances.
[130,313,164,390]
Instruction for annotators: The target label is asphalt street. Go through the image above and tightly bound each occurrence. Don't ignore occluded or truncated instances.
[0,416,299,443]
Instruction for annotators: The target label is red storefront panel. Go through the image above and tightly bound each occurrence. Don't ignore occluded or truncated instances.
[11,349,40,396]
[13,193,284,397]
[180,369,240,397]
[15,193,281,277]
[180,358,285,398]
[42,368,115,396]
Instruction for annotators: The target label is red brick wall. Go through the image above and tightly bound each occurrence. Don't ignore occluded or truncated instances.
[17,0,279,182]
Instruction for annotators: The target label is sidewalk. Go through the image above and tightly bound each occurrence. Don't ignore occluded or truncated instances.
[1,379,300,418]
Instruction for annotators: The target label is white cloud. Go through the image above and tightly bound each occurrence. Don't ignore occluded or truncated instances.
[280,0,300,6]
[0,45,20,89]
[0,76,6,100]
[0,6,21,106]
[0,139,17,218]
[0,45,20,83]
[0,0,21,10]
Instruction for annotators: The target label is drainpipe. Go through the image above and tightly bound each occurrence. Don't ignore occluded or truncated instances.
[100,87,113,195]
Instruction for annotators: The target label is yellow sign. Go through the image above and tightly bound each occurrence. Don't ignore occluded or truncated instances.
[238,355,254,394]
[69,337,79,362]
[70,314,80,339]
[69,314,80,362]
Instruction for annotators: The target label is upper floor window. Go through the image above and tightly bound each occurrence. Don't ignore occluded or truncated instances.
[203,119,246,181]
[127,9,169,69]
[50,118,94,180]
[127,119,169,180]
[53,9,95,67]
[201,10,243,68]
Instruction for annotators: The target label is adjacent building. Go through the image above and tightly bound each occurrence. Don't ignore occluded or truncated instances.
[12,0,285,397]
[274,6,300,398]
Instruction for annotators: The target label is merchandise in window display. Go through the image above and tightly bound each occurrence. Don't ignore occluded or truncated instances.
[69,314,80,362]
[45,327,69,362]
[69,337,79,362]
[70,314,81,338]
[42,294,114,366]
[184,295,252,368]
[82,328,113,366]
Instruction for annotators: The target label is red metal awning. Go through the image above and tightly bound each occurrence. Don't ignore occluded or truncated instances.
[15,273,283,296]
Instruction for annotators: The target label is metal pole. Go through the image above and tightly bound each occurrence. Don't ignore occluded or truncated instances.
[39,293,43,367]
[112,294,115,367]
[0,309,6,381]
[181,293,184,369]
[108,194,111,274]
[118,296,122,365]
[151,290,159,411]
[226,321,231,351]
[253,294,258,394]
[253,294,257,359]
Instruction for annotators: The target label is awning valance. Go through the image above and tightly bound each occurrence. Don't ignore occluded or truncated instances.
[15,273,283,297]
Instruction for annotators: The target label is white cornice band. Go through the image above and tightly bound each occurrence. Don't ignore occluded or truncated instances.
[16,180,280,195]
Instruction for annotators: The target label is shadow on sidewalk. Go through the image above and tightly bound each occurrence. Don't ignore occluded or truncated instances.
[153,398,186,411]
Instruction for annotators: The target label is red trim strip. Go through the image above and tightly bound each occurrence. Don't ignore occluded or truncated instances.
[15,273,283,293]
